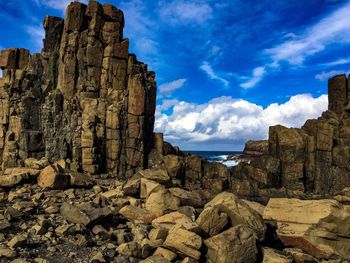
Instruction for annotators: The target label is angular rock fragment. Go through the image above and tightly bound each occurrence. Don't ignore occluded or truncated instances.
[204,225,258,263]
[119,205,158,224]
[263,198,350,260]
[145,187,180,214]
[197,192,266,240]
[152,211,199,232]
[163,224,202,260]
[38,161,70,189]
[60,202,112,226]
[262,248,292,263]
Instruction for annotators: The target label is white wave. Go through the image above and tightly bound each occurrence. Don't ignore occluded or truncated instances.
[223,160,239,167]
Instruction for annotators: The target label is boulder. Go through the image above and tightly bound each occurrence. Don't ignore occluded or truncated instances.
[241,200,265,216]
[69,173,94,187]
[283,248,316,263]
[163,224,202,260]
[119,205,158,224]
[24,158,49,169]
[122,177,140,196]
[0,173,30,188]
[197,192,266,240]
[139,256,170,263]
[168,188,202,207]
[145,187,180,214]
[38,161,70,189]
[140,178,162,199]
[4,167,40,177]
[196,206,228,237]
[60,202,112,226]
[153,247,177,261]
[152,211,199,232]
[262,248,292,263]
[204,224,258,263]
[163,154,183,178]
[263,198,350,260]
[137,168,171,184]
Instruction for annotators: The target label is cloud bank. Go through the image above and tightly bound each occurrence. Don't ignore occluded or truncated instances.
[155,94,328,150]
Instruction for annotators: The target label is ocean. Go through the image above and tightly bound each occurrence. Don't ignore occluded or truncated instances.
[186,151,243,167]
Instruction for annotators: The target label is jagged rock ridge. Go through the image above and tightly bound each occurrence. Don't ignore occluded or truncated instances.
[233,74,350,196]
[0,1,157,177]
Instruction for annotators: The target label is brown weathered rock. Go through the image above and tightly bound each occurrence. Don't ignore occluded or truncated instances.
[60,202,112,226]
[196,206,228,237]
[152,211,199,232]
[263,248,292,263]
[283,248,316,263]
[197,192,266,240]
[0,0,157,179]
[204,224,258,263]
[139,256,170,263]
[153,247,177,261]
[244,140,268,156]
[163,224,202,260]
[137,168,171,184]
[0,173,30,188]
[119,205,158,224]
[145,187,180,214]
[140,178,162,199]
[263,198,350,260]
[38,161,69,189]
[328,74,347,115]
[168,188,202,207]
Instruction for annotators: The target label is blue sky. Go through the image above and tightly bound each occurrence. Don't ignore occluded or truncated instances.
[1,0,349,150]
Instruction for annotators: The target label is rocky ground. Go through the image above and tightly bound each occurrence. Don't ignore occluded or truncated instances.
[1,157,350,263]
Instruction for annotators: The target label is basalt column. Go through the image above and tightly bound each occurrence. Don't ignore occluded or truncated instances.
[0,1,157,177]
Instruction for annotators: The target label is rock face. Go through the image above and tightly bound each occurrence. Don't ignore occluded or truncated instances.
[232,74,350,196]
[263,198,350,260]
[0,1,156,177]
[243,140,268,156]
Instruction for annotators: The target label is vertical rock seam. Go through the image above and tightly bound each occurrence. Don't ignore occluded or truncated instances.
[0,1,157,177]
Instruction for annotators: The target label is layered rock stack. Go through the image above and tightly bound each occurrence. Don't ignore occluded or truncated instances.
[0,1,156,177]
[233,74,350,196]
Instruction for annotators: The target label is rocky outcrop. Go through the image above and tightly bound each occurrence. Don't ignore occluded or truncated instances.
[263,198,350,260]
[232,74,350,196]
[0,1,156,178]
[243,140,268,157]
[3,0,350,262]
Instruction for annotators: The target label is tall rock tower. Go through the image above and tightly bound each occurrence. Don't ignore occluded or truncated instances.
[0,1,157,177]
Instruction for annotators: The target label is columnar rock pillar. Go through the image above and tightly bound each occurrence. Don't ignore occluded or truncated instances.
[0,0,157,177]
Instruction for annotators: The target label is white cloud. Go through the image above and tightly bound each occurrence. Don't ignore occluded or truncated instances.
[34,0,87,13]
[159,1,212,25]
[240,1,350,88]
[155,94,328,150]
[25,25,45,53]
[159,79,187,96]
[240,67,266,89]
[321,57,350,66]
[200,61,229,87]
[158,99,180,111]
[315,70,344,81]
[266,1,350,67]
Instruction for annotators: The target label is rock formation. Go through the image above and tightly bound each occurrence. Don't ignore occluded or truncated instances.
[233,74,350,197]
[0,1,156,178]
[3,1,350,262]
